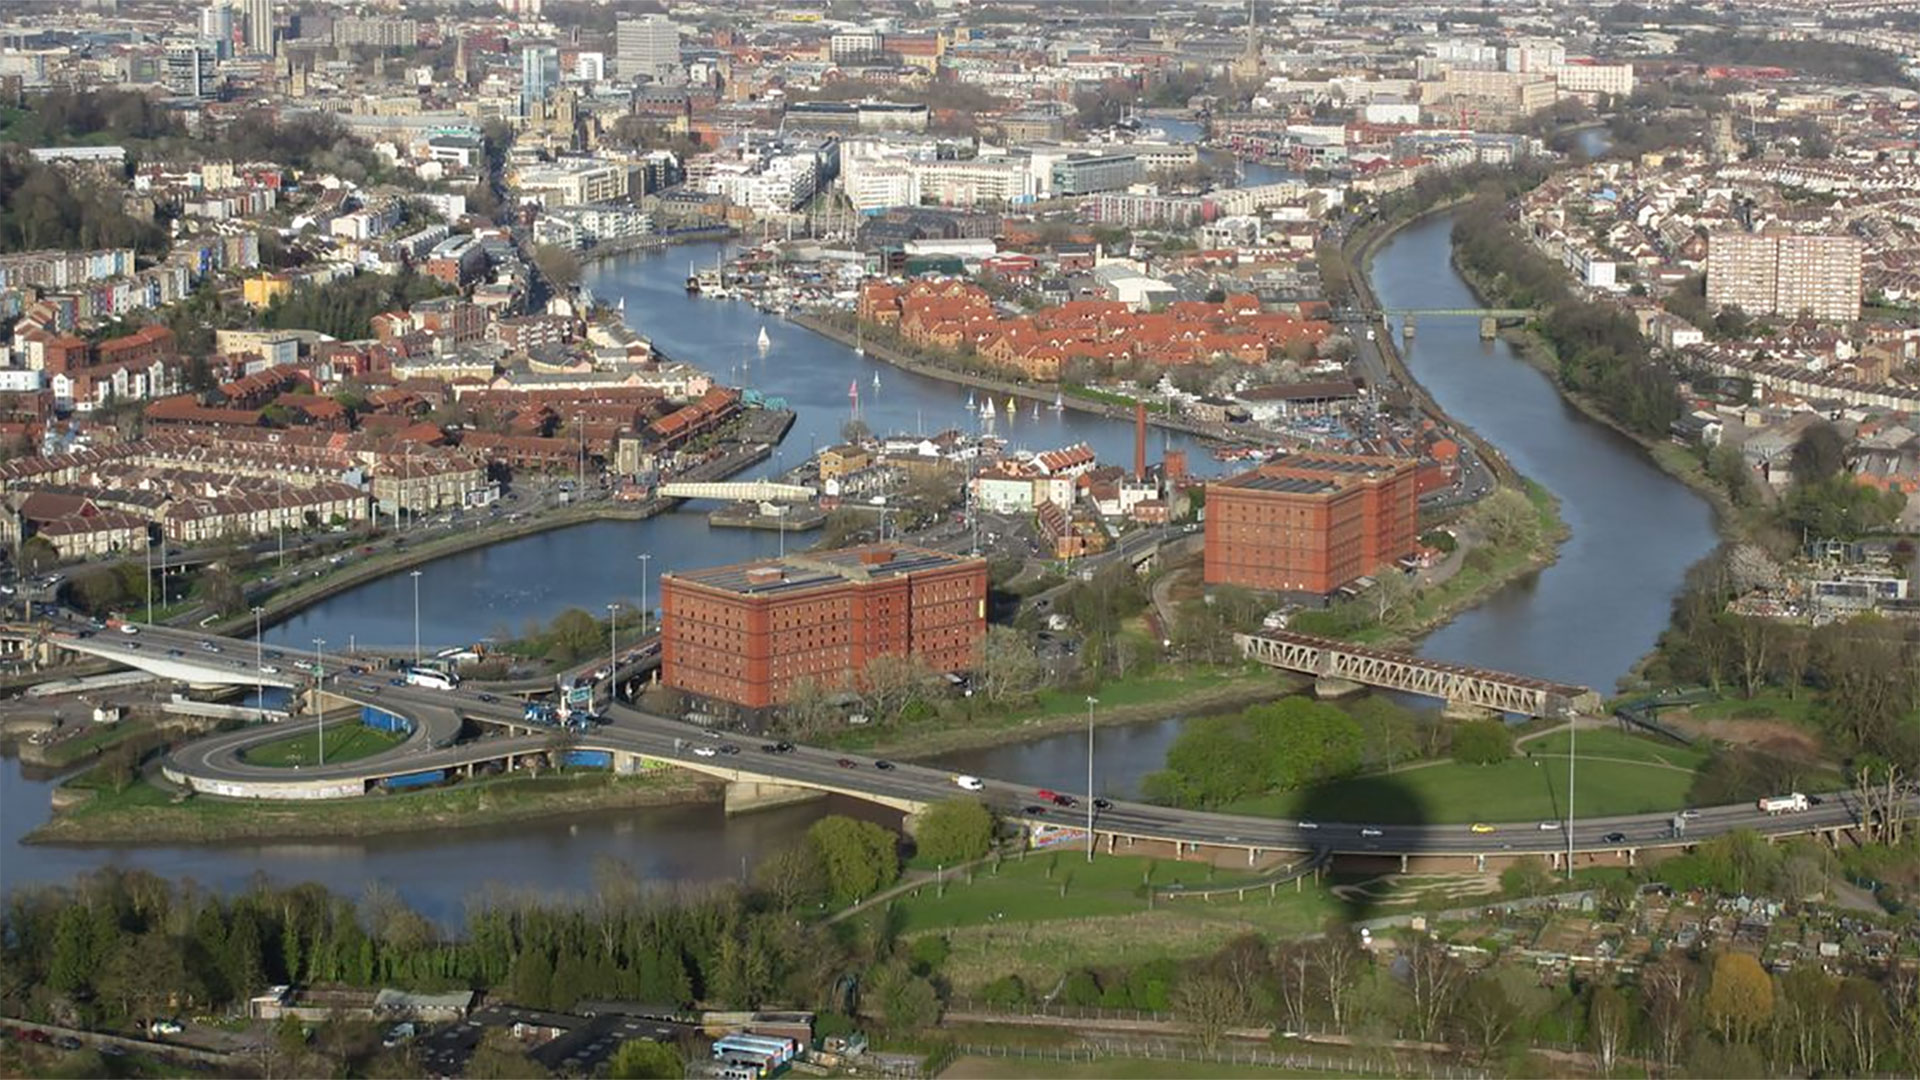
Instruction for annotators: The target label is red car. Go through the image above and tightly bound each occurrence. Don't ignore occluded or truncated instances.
[1035,788,1060,802]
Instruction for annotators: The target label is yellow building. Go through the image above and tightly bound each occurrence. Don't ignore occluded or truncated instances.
[243,273,292,308]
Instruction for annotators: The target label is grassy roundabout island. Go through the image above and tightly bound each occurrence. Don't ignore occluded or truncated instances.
[238,724,409,768]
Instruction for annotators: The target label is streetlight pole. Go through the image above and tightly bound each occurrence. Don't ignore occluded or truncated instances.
[1085,695,1098,863]
[312,637,326,766]
[410,570,423,668]
[606,603,618,712]
[252,605,264,722]
[145,536,153,624]
[637,553,651,635]
[1566,716,1577,880]
[575,414,585,495]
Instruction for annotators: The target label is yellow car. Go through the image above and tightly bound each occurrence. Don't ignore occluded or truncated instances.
[1470,822,1496,834]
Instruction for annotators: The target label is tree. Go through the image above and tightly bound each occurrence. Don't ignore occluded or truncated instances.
[608,1038,683,1079]
[1403,938,1464,1041]
[1790,422,1846,486]
[70,568,128,615]
[1704,951,1774,1045]
[1587,983,1629,1075]
[867,960,941,1030]
[545,608,603,664]
[1476,487,1540,549]
[752,844,826,912]
[973,626,1043,704]
[1451,719,1512,765]
[806,816,899,904]
[912,799,994,864]
[1499,855,1552,898]
[1451,974,1519,1061]
[840,418,871,444]
[1172,973,1243,1054]
[860,652,937,723]
[1644,952,1697,1067]
[21,535,60,573]
[781,676,840,736]
[530,244,583,289]
[194,566,246,616]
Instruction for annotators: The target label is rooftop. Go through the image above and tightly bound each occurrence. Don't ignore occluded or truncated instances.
[667,543,979,597]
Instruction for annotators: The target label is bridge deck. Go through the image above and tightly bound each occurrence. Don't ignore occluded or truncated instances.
[1245,629,1589,697]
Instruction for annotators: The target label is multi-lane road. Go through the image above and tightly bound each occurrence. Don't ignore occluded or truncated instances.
[50,617,1873,862]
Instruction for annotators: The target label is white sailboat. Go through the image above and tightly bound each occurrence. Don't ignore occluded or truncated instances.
[1031,401,1041,421]
[1052,391,1065,412]
[757,326,771,352]
[854,322,866,356]
[872,370,881,390]
[966,389,976,411]
[980,396,997,420]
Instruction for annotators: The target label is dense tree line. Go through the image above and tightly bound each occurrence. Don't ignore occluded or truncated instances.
[2,813,919,1031]
[3,87,182,145]
[1453,197,1683,438]
[1143,698,1368,808]
[261,270,449,341]
[1682,31,1915,88]
[0,150,167,256]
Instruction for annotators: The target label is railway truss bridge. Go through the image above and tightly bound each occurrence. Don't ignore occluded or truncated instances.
[1236,630,1601,720]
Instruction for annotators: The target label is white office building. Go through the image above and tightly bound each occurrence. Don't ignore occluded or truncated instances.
[616,14,680,82]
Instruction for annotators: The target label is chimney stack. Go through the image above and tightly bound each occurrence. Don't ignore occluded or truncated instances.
[1133,402,1147,481]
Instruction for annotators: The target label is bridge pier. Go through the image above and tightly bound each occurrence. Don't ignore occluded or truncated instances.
[1442,700,1498,722]
[724,780,825,816]
[1313,676,1365,700]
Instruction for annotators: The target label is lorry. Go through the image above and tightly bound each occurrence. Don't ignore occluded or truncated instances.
[1758,793,1811,814]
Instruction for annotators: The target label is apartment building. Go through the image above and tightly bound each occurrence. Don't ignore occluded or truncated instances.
[1706,232,1863,322]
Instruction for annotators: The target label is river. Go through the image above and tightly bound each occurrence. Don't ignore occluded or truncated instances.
[0,165,1718,914]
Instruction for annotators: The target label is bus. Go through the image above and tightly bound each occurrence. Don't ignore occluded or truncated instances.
[405,667,459,691]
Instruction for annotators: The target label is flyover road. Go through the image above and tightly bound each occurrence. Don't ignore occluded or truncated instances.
[52,616,1879,859]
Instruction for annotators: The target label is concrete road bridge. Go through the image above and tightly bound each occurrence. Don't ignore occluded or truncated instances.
[1236,630,1602,719]
[656,479,813,502]
[36,615,1870,872]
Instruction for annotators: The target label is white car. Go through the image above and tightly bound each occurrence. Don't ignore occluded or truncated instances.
[1359,827,1384,838]
[1296,820,1320,830]
[692,746,718,758]
[118,624,139,635]
[1539,821,1561,831]
[952,775,984,791]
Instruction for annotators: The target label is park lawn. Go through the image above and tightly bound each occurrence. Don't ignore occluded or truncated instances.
[884,851,1294,936]
[1522,727,1709,770]
[942,1056,1344,1079]
[1688,691,1826,727]
[239,723,407,767]
[1223,753,1699,826]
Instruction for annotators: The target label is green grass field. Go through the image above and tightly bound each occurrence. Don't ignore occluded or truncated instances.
[886,852,1284,935]
[1522,727,1709,769]
[240,723,407,767]
[1224,744,1699,826]
[1687,691,1827,726]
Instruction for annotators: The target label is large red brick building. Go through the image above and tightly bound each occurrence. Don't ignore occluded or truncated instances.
[660,544,988,712]
[1202,452,1420,596]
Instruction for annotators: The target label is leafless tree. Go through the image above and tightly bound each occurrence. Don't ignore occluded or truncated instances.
[1172,972,1244,1054]
[1402,938,1464,1041]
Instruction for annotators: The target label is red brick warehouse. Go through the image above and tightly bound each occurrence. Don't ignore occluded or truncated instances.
[1202,452,1420,597]
[659,543,988,715]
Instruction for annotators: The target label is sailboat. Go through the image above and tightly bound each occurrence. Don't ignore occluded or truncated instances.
[757,326,771,352]
[1052,391,1065,412]
[872,370,881,391]
[1005,396,1016,417]
[980,396,997,420]
[1031,401,1041,421]
[854,322,866,356]
[965,389,975,411]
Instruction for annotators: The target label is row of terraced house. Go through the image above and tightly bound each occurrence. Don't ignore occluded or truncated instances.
[858,280,1332,382]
